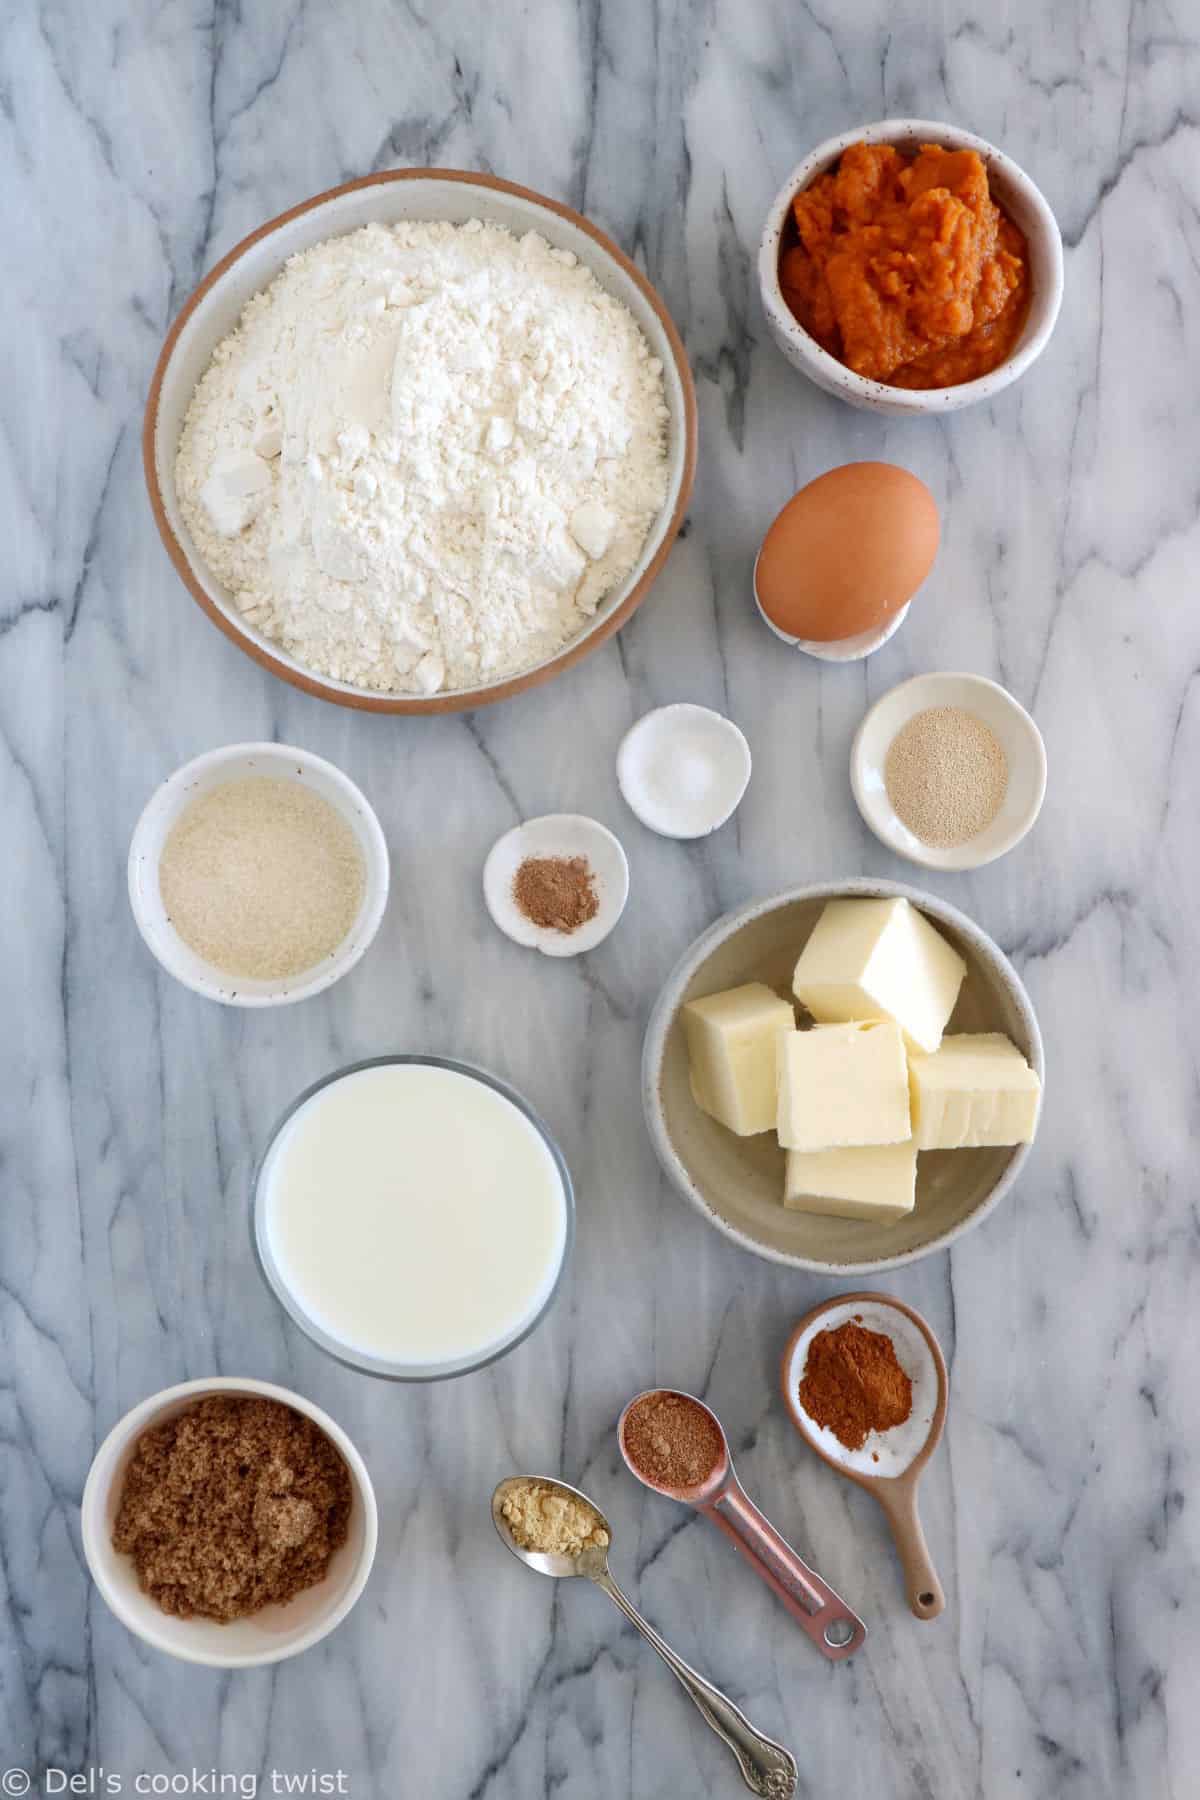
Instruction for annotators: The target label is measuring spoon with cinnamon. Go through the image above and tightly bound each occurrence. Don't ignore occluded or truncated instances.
[618,1388,866,1661]
[781,1293,948,1621]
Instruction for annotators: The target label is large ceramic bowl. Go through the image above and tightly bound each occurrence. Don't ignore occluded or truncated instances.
[145,169,697,713]
[643,880,1043,1273]
[758,120,1064,416]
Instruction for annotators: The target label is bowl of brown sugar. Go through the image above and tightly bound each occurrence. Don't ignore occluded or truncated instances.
[81,1377,377,1666]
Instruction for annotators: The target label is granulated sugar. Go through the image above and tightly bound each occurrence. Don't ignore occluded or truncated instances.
[158,777,365,981]
[884,706,1008,848]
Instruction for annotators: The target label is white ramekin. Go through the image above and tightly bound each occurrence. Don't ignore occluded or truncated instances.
[128,741,389,1006]
[759,119,1064,416]
[851,671,1047,870]
[81,1377,378,1667]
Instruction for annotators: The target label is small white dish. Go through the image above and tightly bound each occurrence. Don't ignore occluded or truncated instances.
[752,552,911,662]
[81,1376,378,1668]
[617,704,752,837]
[758,119,1064,417]
[851,672,1047,871]
[483,813,629,957]
[128,742,389,1006]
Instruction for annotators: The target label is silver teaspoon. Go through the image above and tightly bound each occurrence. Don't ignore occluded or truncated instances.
[492,1475,798,1799]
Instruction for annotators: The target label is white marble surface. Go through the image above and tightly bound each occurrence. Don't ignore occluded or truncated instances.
[4,2,1198,1795]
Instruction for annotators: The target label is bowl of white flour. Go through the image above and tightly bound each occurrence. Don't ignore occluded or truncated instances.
[145,170,697,711]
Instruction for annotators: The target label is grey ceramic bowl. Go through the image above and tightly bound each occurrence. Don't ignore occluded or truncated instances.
[642,880,1043,1273]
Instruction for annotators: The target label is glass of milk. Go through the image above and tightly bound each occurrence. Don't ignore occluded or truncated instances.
[252,1056,574,1380]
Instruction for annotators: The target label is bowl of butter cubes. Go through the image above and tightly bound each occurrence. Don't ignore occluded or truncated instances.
[642,879,1043,1273]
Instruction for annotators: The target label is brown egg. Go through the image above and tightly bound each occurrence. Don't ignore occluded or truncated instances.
[755,462,939,642]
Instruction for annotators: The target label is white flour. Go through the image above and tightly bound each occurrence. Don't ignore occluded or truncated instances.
[175,220,671,694]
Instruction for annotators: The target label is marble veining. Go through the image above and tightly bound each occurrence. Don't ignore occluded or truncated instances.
[3,1,1199,1796]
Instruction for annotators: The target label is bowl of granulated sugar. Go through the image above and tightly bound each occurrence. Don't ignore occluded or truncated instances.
[128,742,389,1005]
[851,672,1047,871]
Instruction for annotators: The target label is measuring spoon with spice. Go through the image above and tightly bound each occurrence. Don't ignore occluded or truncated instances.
[492,1475,798,1798]
[482,813,629,957]
[618,1389,866,1660]
[781,1294,948,1620]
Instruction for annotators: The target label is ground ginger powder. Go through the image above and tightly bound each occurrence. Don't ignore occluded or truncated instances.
[501,1481,609,1557]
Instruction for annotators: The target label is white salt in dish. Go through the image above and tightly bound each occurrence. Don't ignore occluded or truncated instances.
[617,704,751,838]
[253,1056,574,1381]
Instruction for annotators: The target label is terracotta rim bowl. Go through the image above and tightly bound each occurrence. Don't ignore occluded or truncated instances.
[145,168,698,713]
[642,879,1044,1274]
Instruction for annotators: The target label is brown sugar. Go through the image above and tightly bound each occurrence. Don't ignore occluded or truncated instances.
[798,1319,912,1451]
[512,855,599,932]
[112,1396,352,1621]
[622,1391,725,1492]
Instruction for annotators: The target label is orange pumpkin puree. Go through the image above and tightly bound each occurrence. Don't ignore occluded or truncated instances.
[780,141,1030,389]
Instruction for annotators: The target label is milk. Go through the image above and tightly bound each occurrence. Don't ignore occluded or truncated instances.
[258,1062,570,1374]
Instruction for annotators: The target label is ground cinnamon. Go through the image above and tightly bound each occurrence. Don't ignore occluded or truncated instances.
[512,854,599,932]
[621,1390,724,1491]
[799,1318,912,1451]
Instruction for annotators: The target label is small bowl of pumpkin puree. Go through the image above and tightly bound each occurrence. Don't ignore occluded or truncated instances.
[759,120,1063,415]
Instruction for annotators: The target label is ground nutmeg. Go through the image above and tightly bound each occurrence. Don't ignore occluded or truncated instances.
[512,854,599,933]
[621,1390,724,1491]
[799,1318,913,1451]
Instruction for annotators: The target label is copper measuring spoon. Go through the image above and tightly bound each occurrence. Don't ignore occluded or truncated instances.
[781,1293,948,1621]
[618,1389,866,1661]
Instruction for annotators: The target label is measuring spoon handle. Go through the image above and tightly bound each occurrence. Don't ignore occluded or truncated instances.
[873,1479,945,1620]
[708,1480,866,1659]
[591,1568,798,1798]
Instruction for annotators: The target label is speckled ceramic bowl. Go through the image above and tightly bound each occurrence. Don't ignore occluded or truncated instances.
[643,879,1043,1273]
[758,120,1064,416]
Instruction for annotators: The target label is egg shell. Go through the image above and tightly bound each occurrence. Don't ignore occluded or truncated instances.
[756,462,939,643]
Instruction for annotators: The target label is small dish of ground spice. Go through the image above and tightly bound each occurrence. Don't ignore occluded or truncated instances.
[483,812,629,958]
[782,1293,950,1620]
[81,1378,378,1667]
[782,1295,944,1480]
[851,671,1047,872]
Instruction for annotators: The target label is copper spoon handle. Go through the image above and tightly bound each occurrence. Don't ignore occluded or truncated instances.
[707,1478,867,1659]
[872,1480,945,1620]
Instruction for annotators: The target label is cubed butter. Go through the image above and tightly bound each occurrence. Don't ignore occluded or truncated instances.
[792,896,967,1055]
[681,982,795,1136]
[776,1021,910,1151]
[783,1140,917,1222]
[908,1032,1041,1149]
